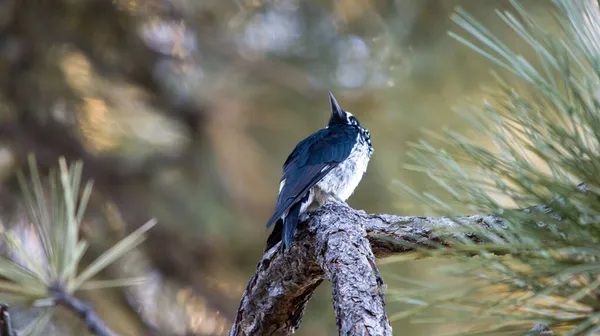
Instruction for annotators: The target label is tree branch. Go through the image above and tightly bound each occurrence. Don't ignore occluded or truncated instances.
[49,283,117,336]
[230,202,505,335]
[313,207,392,335]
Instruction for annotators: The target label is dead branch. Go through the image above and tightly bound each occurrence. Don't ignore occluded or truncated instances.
[229,202,504,336]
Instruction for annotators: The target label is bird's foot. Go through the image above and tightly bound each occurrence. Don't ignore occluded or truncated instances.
[326,196,348,206]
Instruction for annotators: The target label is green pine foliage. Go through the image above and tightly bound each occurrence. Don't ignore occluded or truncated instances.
[0,155,156,334]
[395,1,600,335]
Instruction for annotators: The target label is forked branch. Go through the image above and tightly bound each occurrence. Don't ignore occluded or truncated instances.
[230,202,507,336]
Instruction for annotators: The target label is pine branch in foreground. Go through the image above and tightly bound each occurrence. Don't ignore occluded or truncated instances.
[0,156,156,335]
[391,1,600,335]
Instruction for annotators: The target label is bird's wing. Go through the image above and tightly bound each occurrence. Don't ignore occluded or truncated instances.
[265,126,358,228]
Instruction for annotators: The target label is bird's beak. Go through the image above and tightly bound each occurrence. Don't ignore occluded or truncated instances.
[329,92,345,120]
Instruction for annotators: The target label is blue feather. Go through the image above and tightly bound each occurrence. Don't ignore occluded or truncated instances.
[265,125,358,230]
[265,120,365,251]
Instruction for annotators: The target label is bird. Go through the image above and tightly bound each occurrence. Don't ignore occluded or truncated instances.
[265,92,373,251]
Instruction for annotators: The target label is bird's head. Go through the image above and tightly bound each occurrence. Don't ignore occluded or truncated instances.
[328,92,360,127]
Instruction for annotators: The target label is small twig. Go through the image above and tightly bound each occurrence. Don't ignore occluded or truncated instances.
[0,304,13,336]
[48,283,117,336]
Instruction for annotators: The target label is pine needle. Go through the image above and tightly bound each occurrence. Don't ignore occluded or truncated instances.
[70,218,157,291]
[394,1,600,334]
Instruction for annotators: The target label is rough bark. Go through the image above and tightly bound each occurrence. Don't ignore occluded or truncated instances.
[313,206,392,335]
[230,233,323,336]
[230,202,504,336]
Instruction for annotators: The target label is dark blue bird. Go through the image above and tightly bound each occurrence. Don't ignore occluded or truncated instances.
[265,92,373,251]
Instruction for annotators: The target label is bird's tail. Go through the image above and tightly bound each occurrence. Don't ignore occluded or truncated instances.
[265,219,283,251]
[264,193,309,251]
[282,200,302,249]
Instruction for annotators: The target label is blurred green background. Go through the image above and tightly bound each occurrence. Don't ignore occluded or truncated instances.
[0,0,550,335]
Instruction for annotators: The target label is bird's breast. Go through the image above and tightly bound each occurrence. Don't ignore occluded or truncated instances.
[316,139,371,202]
